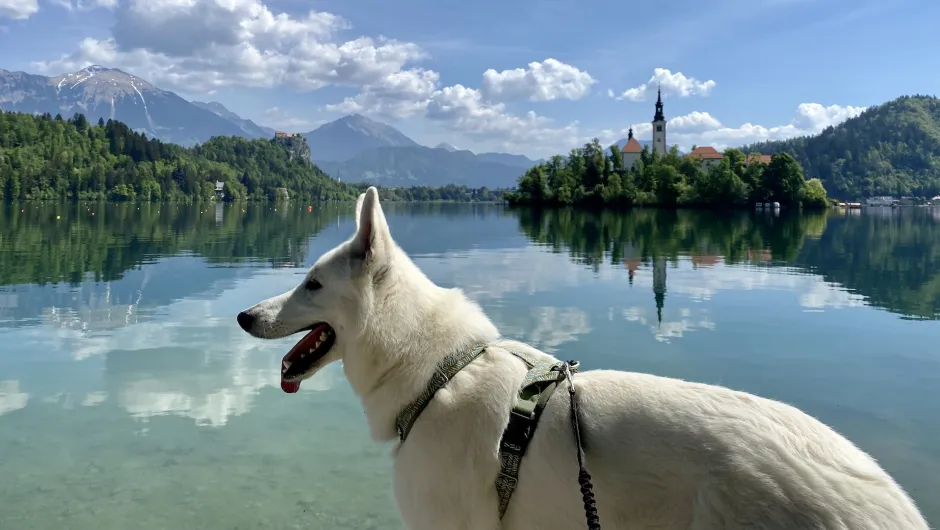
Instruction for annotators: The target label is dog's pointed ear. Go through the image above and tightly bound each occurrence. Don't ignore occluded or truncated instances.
[354,192,366,231]
[351,187,390,261]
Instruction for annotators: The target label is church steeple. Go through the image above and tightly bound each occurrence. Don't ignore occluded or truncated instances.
[627,127,634,140]
[653,84,665,122]
[651,84,666,155]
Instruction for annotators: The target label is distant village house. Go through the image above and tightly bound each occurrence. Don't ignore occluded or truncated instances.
[686,147,772,169]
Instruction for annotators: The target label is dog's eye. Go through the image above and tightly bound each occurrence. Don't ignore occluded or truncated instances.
[305,279,322,291]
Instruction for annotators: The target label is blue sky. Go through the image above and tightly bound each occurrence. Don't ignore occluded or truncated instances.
[0,0,935,158]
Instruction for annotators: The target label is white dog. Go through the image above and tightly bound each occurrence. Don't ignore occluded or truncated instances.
[237,187,929,530]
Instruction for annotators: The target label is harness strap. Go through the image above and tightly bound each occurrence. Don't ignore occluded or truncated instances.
[496,351,577,519]
[393,343,586,523]
[395,341,488,442]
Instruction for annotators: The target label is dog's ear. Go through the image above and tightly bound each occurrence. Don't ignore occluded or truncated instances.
[351,187,390,262]
[354,192,365,231]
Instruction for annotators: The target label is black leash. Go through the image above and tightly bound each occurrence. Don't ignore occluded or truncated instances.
[557,360,602,530]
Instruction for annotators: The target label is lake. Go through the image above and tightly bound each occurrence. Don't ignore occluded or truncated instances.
[1,201,938,529]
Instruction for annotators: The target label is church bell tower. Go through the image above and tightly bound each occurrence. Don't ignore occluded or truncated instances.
[652,85,666,156]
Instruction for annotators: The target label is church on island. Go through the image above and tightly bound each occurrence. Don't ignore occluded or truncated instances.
[621,86,771,169]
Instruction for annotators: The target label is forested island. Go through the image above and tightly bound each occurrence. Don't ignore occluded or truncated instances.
[506,139,829,209]
[0,110,506,203]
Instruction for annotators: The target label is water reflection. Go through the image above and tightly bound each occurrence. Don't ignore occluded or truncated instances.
[515,207,940,320]
[0,203,938,528]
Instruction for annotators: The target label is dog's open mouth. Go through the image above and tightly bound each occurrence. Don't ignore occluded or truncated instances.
[280,322,335,393]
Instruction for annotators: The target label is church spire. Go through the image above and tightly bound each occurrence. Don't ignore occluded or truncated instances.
[653,84,665,122]
[627,127,634,140]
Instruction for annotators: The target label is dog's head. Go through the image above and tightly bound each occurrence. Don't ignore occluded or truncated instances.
[236,186,397,393]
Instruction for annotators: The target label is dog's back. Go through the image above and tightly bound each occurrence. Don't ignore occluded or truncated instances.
[499,361,929,530]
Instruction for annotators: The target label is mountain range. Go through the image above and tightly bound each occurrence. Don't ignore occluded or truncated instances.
[0,65,542,188]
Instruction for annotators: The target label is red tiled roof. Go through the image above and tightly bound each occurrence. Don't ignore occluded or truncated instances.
[687,146,723,159]
[621,137,643,154]
[746,154,772,165]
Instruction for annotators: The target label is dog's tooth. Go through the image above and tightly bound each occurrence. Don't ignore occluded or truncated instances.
[319,332,328,341]
[283,360,291,370]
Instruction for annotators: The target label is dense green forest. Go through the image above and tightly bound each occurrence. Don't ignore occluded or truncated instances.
[514,207,940,320]
[0,111,507,203]
[743,95,940,199]
[507,138,828,209]
[0,110,355,201]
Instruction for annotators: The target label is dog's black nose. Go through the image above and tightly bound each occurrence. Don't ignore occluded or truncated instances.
[236,311,255,332]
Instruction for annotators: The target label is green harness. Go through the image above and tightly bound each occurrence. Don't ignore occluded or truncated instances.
[394,342,579,519]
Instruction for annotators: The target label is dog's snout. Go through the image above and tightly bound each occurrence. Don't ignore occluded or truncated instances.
[236,311,255,332]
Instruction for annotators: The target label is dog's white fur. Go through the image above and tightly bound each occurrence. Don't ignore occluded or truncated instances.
[239,187,929,530]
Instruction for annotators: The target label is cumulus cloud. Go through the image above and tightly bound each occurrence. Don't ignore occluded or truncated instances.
[681,103,867,148]
[613,68,716,101]
[480,58,596,102]
[425,84,581,153]
[599,110,723,145]
[607,103,866,150]
[32,0,425,93]
[0,0,38,19]
[324,68,440,119]
[260,106,321,131]
[325,57,592,152]
[48,0,116,12]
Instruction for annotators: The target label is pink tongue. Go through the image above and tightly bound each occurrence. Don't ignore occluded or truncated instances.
[281,378,301,393]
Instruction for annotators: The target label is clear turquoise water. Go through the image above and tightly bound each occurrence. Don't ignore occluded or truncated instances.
[1,202,938,528]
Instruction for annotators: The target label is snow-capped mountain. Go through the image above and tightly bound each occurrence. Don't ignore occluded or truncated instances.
[0,65,256,146]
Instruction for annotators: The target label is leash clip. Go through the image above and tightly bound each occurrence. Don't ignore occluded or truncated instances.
[560,360,577,395]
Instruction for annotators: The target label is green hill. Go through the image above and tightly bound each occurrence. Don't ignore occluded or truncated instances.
[742,95,940,199]
[0,110,355,201]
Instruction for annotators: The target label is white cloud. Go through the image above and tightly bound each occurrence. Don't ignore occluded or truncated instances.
[598,110,724,145]
[48,0,116,12]
[425,84,581,153]
[31,0,425,94]
[608,103,866,150]
[668,111,723,131]
[480,58,596,102]
[0,0,38,19]
[325,58,591,151]
[324,68,440,119]
[680,103,867,148]
[614,68,716,102]
[260,106,321,132]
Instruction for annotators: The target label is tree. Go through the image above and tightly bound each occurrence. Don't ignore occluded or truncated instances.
[802,178,829,209]
[763,153,806,206]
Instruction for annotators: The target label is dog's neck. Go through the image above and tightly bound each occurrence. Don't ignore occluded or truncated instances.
[342,248,500,441]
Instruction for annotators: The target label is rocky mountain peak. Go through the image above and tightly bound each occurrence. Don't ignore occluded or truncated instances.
[52,65,157,100]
